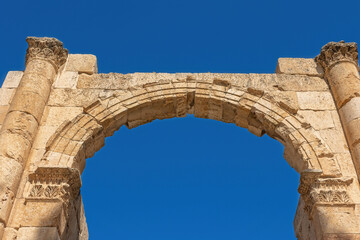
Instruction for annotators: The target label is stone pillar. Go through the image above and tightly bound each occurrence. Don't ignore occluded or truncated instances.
[316,41,360,178]
[0,37,68,238]
[295,172,360,239]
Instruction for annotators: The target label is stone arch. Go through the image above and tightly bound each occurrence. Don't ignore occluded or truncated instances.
[40,78,340,178]
[3,37,360,240]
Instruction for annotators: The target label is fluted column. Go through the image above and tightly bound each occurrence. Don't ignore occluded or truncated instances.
[316,41,360,178]
[0,37,68,238]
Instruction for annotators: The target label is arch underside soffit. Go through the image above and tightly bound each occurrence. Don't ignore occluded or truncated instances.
[41,72,341,178]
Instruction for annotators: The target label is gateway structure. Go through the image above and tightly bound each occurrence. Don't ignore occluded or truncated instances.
[0,37,360,239]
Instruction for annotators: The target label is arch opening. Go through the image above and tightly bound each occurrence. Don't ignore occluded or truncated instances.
[81,116,300,239]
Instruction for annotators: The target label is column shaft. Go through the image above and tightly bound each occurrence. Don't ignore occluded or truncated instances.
[0,37,68,239]
[316,42,360,178]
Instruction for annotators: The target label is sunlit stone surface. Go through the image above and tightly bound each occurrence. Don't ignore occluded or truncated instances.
[0,38,360,239]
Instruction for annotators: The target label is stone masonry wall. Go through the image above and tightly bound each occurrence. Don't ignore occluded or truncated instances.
[0,38,360,239]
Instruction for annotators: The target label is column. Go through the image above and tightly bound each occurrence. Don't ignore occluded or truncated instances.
[0,37,68,238]
[316,41,360,178]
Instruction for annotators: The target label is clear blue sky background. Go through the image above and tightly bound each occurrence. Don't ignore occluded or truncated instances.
[1,0,360,239]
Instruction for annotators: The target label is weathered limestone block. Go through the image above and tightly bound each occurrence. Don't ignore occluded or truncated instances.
[294,198,316,239]
[336,152,358,177]
[0,105,9,125]
[27,149,46,171]
[319,129,349,153]
[77,196,88,240]
[296,92,335,110]
[65,54,98,74]
[48,89,105,107]
[0,89,15,105]
[83,100,116,129]
[276,58,324,76]
[2,227,17,240]
[32,125,59,150]
[54,71,79,89]
[17,227,60,240]
[269,91,299,114]
[313,206,360,238]
[8,199,64,228]
[298,110,335,130]
[248,74,278,91]
[77,73,131,89]
[276,75,329,92]
[41,106,83,127]
[234,93,261,128]
[61,194,88,240]
[1,71,23,88]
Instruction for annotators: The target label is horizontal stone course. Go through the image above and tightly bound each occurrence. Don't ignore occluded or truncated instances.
[276,58,324,77]
[1,71,23,88]
[296,92,335,110]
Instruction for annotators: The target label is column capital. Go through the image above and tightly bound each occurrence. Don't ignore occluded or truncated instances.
[298,171,354,219]
[27,167,81,199]
[25,37,69,71]
[315,41,359,72]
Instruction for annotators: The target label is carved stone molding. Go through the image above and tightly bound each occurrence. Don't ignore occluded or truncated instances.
[25,37,69,71]
[25,167,81,213]
[298,170,353,218]
[315,41,359,72]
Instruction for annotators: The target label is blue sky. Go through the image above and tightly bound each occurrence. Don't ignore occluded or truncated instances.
[1,0,360,239]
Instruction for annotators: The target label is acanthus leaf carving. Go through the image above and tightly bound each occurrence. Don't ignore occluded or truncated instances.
[26,167,81,202]
[25,37,69,71]
[44,185,61,198]
[315,40,359,72]
[298,171,353,219]
[29,184,44,198]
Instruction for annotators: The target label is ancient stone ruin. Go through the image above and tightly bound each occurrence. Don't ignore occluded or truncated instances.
[0,37,360,239]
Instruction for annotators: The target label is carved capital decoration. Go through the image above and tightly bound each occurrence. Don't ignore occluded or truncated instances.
[315,41,359,72]
[298,171,353,218]
[25,37,69,71]
[25,167,81,215]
